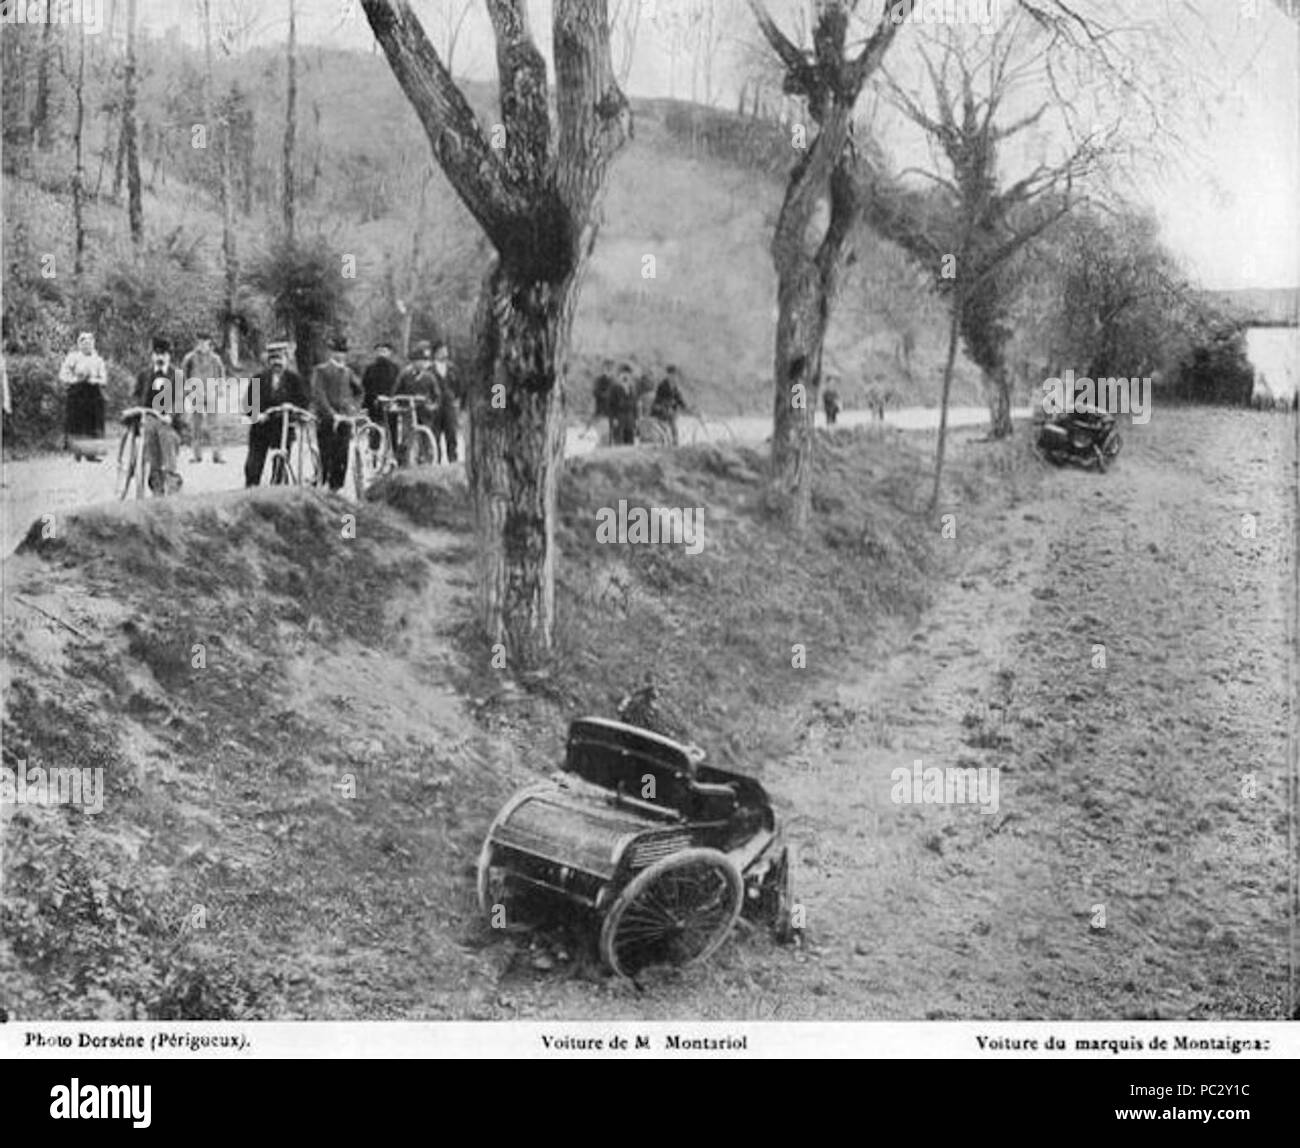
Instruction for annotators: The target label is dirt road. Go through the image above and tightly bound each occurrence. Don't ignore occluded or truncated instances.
[0,404,1018,555]
[511,407,1296,1019]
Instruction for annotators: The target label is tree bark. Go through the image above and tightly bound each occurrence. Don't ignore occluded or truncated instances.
[930,291,963,510]
[124,0,143,244]
[987,365,1013,439]
[32,19,53,149]
[203,0,240,363]
[72,24,87,278]
[364,0,629,664]
[284,0,297,243]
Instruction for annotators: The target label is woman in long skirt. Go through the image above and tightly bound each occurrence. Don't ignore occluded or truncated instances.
[59,331,108,448]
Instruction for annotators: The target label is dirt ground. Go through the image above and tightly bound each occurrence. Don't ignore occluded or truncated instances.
[1,407,1294,1020]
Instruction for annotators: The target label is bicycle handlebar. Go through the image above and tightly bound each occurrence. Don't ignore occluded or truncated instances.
[377,394,434,407]
[120,406,170,422]
[260,404,316,422]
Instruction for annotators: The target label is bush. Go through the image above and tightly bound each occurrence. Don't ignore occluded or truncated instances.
[1167,323,1255,406]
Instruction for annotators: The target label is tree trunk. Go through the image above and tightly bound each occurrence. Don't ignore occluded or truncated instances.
[72,24,87,278]
[203,0,240,363]
[362,0,629,665]
[124,0,143,244]
[987,366,1013,439]
[766,104,854,531]
[769,264,829,533]
[32,19,53,149]
[930,295,963,510]
[466,266,578,662]
[284,0,297,243]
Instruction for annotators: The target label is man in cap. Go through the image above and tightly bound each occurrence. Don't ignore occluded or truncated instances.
[393,341,441,465]
[310,333,363,491]
[133,336,185,494]
[245,341,309,487]
[181,332,226,463]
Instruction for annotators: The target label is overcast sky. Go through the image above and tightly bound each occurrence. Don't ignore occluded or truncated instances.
[130,0,1298,290]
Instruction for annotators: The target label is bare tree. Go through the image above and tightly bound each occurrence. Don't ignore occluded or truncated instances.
[202,0,240,362]
[361,0,631,665]
[32,18,55,149]
[57,22,89,277]
[608,0,645,87]
[284,0,297,242]
[748,0,900,531]
[123,0,143,244]
[430,0,476,75]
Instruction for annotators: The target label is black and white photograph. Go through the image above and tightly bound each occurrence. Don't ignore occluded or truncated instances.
[0,0,1296,1070]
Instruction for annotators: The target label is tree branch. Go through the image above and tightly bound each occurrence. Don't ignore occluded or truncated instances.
[361,0,522,246]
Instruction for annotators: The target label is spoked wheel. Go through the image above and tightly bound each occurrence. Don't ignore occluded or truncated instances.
[635,417,673,447]
[115,428,136,500]
[269,452,289,486]
[599,847,743,978]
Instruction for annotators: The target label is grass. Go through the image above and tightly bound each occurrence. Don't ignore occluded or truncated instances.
[0,424,1034,1018]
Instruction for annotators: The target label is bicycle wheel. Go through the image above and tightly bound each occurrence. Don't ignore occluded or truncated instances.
[115,427,136,500]
[268,451,289,486]
[351,442,365,501]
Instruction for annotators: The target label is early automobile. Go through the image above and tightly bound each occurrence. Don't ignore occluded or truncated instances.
[476,717,794,978]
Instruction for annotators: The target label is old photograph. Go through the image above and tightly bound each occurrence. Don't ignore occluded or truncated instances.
[0,0,1296,1038]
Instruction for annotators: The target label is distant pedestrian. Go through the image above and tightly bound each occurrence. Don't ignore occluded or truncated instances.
[181,332,225,463]
[429,341,462,463]
[823,379,841,426]
[609,363,639,446]
[651,364,688,445]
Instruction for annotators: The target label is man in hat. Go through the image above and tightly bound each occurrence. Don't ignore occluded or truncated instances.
[310,334,363,491]
[393,341,441,465]
[133,336,186,494]
[362,340,401,425]
[245,341,309,487]
[181,332,226,463]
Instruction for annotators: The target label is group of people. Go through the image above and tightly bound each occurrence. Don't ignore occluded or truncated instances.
[57,329,463,496]
[591,360,689,446]
[244,335,463,490]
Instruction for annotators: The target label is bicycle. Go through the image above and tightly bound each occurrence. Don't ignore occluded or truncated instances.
[116,406,178,500]
[376,394,438,467]
[260,403,320,487]
[331,412,391,501]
